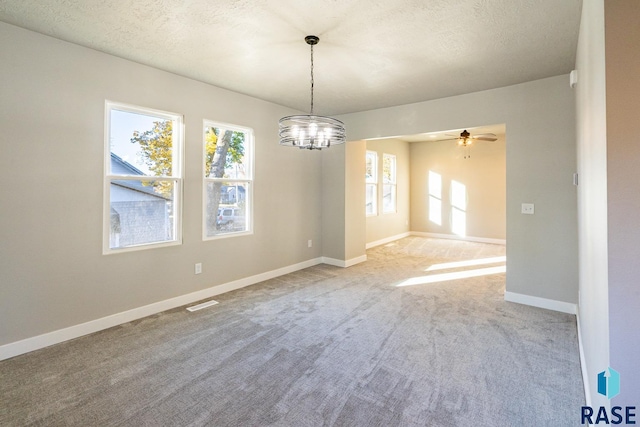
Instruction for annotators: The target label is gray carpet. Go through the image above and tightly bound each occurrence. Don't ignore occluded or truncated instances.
[0,237,584,426]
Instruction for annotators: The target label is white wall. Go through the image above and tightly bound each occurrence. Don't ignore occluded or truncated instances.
[0,22,323,349]
[337,75,578,306]
[365,139,410,246]
[410,134,506,241]
[575,0,610,408]
[575,0,640,407]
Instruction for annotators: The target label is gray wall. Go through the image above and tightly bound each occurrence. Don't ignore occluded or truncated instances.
[321,145,346,261]
[321,141,367,263]
[337,75,578,305]
[0,22,323,346]
[604,0,640,407]
[344,141,367,261]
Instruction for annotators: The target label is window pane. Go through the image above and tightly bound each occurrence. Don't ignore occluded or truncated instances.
[105,102,182,253]
[382,154,396,213]
[204,126,248,179]
[366,183,377,215]
[109,179,175,248]
[383,154,396,184]
[203,121,253,241]
[383,184,396,213]
[205,181,250,237]
[366,151,377,183]
[110,109,174,177]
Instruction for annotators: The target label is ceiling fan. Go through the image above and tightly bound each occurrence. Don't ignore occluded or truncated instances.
[439,129,498,146]
[438,129,498,159]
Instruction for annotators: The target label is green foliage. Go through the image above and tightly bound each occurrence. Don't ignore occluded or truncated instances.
[131,120,174,176]
[130,122,245,198]
[383,155,394,183]
[130,120,174,197]
[204,127,245,177]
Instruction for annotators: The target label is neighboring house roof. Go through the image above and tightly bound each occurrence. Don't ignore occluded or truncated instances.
[110,153,170,200]
[110,152,146,175]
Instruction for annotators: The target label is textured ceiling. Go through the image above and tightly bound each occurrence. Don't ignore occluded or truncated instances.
[0,0,582,115]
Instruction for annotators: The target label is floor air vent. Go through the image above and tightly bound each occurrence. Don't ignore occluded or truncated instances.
[186,300,219,312]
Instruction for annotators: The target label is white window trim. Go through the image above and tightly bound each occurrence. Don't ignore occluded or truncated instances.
[202,120,254,241]
[103,100,184,254]
[382,153,397,214]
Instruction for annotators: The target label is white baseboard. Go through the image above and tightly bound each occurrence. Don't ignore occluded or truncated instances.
[0,257,324,361]
[576,309,592,410]
[504,291,577,314]
[322,255,367,268]
[411,231,506,246]
[366,232,411,249]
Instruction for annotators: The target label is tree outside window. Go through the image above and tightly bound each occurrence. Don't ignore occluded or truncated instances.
[203,121,253,238]
[383,154,396,213]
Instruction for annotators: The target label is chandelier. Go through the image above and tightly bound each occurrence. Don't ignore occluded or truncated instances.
[279,35,346,150]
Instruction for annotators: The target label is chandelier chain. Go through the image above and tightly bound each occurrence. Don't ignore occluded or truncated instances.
[310,43,314,115]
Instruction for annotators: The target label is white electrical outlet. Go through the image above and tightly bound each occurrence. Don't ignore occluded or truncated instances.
[521,203,535,215]
[195,263,202,274]
[308,240,312,248]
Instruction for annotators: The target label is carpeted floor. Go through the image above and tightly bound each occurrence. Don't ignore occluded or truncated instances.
[0,237,584,426]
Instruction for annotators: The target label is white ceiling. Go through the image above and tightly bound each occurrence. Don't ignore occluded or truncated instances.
[0,0,582,116]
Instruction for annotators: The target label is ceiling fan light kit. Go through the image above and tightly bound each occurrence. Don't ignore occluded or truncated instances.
[457,129,472,146]
[436,129,498,159]
[279,35,346,150]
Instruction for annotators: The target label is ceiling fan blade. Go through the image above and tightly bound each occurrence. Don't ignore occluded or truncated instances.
[435,138,458,142]
[472,133,498,142]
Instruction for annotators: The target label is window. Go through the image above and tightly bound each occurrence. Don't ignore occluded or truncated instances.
[382,154,396,213]
[203,121,253,239]
[366,151,378,216]
[104,101,183,253]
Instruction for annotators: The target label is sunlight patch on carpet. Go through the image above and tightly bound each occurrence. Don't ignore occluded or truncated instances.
[425,256,506,272]
[396,265,506,287]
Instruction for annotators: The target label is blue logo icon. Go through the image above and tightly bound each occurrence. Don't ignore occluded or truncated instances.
[597,367,620,399]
